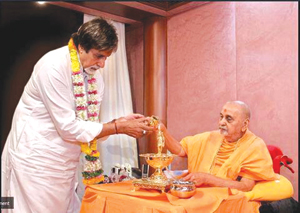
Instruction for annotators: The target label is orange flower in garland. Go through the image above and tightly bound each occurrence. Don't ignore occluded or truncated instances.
[68,38,104,185]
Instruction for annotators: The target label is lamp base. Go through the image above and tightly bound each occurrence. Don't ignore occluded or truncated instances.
[132,178,170,193]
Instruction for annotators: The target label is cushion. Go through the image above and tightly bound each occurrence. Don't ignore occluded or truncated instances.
[244,174,293,201]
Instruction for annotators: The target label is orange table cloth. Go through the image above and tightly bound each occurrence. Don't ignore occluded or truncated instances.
[80,181,260,213]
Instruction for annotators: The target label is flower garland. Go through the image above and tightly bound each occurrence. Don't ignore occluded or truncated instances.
[68,38,104,185]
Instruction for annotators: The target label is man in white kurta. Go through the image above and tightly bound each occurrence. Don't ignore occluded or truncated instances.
[1,45,105,212]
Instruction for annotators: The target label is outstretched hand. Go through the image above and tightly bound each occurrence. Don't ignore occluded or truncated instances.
[116,113,145,122]
[117,116,154,138]
[124,113,145,120]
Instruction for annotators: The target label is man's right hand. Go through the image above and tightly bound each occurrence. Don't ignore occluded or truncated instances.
[152,122,187,157]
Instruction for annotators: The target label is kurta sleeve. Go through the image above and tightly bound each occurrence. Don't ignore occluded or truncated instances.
[32,57,104,143]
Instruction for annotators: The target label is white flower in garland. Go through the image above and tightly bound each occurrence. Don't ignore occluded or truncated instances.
[76,97,87,106]
[84,159,102,172]
[77,110,87,121]
[88,105,98,113]
[88,94,98,102]
[88,83,97,91]
[72,74,84,84]
[74,85,85,94]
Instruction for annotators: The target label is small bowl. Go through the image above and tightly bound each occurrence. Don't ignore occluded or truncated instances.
[169,180,196,199]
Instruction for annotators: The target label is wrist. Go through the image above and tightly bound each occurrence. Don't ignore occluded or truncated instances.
[115,120,124,134]
[114,121,118,134]
[159,123,166,132]
[110,119,120,134]
[204,173,213,185]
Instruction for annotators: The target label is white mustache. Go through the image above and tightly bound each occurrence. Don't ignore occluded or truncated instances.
[89,66,100,70]
[84,66,100,75]
[219,126,227,131]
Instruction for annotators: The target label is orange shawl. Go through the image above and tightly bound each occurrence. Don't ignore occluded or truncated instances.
[180,130,276,181]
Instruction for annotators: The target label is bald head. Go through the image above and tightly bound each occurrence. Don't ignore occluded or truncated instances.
[224,101,251,120]
[219,101,251,142]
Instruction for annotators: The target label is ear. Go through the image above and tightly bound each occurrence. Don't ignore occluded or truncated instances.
[242,119,249,132]
[78,45,84,53]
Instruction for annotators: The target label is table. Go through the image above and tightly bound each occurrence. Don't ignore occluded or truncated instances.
[80,181,260,213]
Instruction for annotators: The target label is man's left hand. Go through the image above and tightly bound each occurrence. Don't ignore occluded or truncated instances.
[121,113,145,121]
[117,113,145,122]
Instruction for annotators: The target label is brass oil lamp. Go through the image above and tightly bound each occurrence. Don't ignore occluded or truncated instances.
[132,116,175,192]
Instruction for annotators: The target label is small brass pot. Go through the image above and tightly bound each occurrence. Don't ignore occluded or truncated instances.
[169,180,196,199]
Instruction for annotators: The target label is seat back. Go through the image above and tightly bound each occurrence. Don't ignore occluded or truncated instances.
[267,145,294,174]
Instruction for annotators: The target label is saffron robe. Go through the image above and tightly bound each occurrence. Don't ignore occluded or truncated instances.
[179,130,277,212]
[180,130,276,181]
[1,46,106,213]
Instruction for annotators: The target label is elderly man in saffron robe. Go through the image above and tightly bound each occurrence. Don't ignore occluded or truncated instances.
[158,101,277,210]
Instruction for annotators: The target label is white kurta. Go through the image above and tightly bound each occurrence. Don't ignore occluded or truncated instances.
[1,46,105,213]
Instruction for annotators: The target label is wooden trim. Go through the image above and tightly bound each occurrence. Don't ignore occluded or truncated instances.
[48,1,211,25]
[48,1,142,25]
[167,2,211,16]
[115,1,167,16]
[115,1,211,17]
